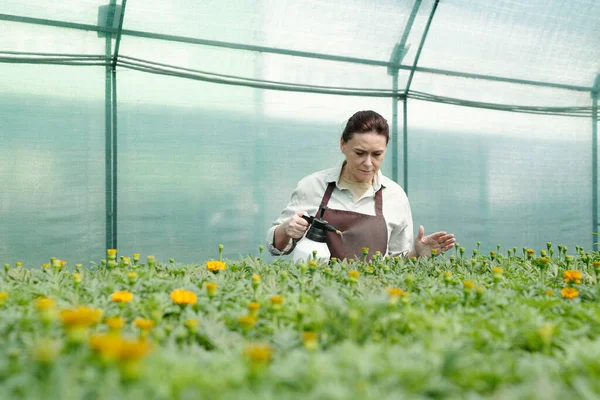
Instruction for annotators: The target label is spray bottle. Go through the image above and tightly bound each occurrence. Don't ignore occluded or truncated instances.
[292,206,341,263]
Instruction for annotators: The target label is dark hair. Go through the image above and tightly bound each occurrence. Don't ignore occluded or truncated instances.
[341,110,389,144]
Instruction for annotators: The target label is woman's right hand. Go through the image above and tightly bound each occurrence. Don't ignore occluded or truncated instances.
[282,212,310,239]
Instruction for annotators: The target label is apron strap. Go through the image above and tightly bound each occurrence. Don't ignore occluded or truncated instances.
[320,182,336,208]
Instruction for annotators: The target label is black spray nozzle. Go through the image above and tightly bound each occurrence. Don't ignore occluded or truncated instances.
[301,213,341,236]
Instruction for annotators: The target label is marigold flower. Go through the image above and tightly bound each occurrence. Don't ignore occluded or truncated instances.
[205,282,218,297]
[563,270,582,284]
[248,302,260,317]
[133,318,155,331]
[238,315,257,330]
[105,316,126,331]
[170,289,197,305]
[60,306,102,329]
[545,289,554,296]
[387,288,408,297]
[0,292,9,304]
[89,334,151,362]
[244,343,273,365]
[361,247,369,255]
[33,338,62,364]
[133,253,140,262]
[206,261,226,271]
[303,331,318,351]
[185,319,199,330]
[127,272,138,284]
[15,261,23,267]
[72,273,82,284]
[251,274,261,289]
[348,270,360,279]
[463,281,475,291]
[561,287,579,299]
[42,263,50,270]
[35,296,56,311]
[107,249,117,260]
[111,291,134,303]
[431,248,438,256]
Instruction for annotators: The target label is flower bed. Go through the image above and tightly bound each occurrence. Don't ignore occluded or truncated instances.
[1,243,600,399]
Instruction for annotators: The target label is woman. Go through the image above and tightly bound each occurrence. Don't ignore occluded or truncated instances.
[266,110,455,260]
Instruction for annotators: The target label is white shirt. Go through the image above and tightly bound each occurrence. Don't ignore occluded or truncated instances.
[266,162,414,257]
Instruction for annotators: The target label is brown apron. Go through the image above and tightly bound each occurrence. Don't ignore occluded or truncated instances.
[320,182,388,261]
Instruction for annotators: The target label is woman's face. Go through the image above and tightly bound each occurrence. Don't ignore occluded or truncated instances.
[340,131,387,183]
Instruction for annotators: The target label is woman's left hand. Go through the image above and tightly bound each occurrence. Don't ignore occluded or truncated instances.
[414,225,456,257]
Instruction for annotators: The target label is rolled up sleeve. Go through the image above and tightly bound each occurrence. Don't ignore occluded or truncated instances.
[266,182,307,256]
[387,195,414,257]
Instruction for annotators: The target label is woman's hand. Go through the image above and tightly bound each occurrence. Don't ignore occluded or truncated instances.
[281,212,310,239]
[413,225,456,258]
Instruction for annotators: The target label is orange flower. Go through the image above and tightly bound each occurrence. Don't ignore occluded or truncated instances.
[133,318,155,331]
[60,306,102,329]
[206,261,226,271]
[111,291,133,303]
[561,287,579,299]
[563,270,582,284]
[170,289,197,305]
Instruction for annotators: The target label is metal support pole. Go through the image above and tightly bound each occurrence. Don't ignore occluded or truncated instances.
[104,1,116,251]
[592,88,598,251]
[392,74,399,183]
[403,98,408,193]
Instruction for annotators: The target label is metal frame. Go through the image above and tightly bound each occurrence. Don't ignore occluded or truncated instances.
[0,2,598,250]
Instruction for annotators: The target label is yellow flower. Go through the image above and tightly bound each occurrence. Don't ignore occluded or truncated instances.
[89,334,151,362]
[32,338,62,364]
[244,343,273,365]
[127,272,138,283]
[60,306,103,329]
[248,302,260,317]
[348,270,360,279]
[0,292,9,304]
[185,319,199,330]
[105,316,126,331]
[133,318,155,331]
[561,287,579,299]
[42,263,50,270]
[492,267,503,274]
[238,315,257,329]
[387,287,408,297]
[205,282,218,297]
[206,261,226,271]
[563,270,582,284]
[111,291,134,303]
[72,273,82,284]
[35,296,56,311]
[270,295,284,305]
[15,261,23,267]
[170,289,197,305]
[107,249,117,260]
[463,281,475,291]
[303,331,318,351]
[545,289,554,296]
[431,248,438,256]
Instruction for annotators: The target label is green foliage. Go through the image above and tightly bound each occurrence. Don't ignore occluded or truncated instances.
[1,247,600,399]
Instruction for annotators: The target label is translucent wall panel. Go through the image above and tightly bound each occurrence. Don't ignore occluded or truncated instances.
[411,72,592,109]
[124,0,423,62]
[116,70,396,262]
[0,20,108,56]
[0,65,106,266]
[406,100,593,254]
[1,0,121,26]
[117,35,410,91]
[420,0,600,87]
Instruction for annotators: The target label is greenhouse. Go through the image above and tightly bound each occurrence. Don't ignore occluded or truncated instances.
[1,0,600,398]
